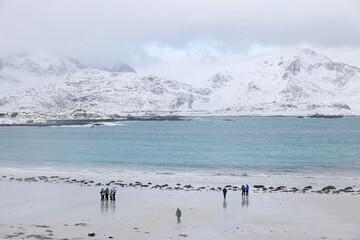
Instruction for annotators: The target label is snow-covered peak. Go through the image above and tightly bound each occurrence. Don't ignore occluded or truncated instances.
[98,62,136,73]
[181,48,360,114]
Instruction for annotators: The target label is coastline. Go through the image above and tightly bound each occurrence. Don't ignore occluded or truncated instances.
[0,114,356,127]
[1,116,359,239]
[0,115,186,127]
[1,164,360,193]
[1,170,359,196]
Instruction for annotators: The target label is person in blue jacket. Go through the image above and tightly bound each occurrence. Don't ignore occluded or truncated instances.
[105,187,110,201]
[245,184,249,196]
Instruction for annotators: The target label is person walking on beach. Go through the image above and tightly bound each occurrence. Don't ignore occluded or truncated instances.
[100,188,105,201]
[241,185,246,196]
[245,184,249,196]
[222,187,227,199]
[105,187,110,201]
[175,208,182,223]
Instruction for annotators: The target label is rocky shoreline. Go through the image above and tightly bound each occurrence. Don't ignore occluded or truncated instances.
[1,114,356,127]
[0,115,185,127]
[1,175,358,195]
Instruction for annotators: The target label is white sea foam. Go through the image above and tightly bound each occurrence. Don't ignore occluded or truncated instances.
[100,122,126,126]
[50,124,95,128]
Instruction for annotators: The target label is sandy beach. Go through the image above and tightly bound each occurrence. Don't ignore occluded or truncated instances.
[0,173,359,240]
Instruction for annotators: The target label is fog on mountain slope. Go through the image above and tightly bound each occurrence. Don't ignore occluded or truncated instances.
[0,53,136,98]
[0,48,359,120]
[0,54,81,97]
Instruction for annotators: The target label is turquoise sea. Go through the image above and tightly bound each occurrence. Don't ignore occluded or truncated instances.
[0,117,359,178]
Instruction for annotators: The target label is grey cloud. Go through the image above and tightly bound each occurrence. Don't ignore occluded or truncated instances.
[0,0,359,67]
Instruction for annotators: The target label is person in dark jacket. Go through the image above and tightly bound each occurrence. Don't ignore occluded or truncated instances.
[241,185,246,196]
[222,187,227,198]
[175,208,182,223]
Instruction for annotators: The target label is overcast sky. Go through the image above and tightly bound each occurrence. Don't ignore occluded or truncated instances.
[0,0,359,78]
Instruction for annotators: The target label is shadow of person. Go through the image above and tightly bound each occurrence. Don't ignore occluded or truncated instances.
[100,200,105,213]
[110,200,116,212]
[105,200,109,213]
[246,195,249,208]
[241,196,245,208]
[223,199,227,209]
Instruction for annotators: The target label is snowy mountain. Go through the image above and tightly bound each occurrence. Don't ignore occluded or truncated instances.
[183,48,360,115]
[0,70,207,115]
[0,48,360,124]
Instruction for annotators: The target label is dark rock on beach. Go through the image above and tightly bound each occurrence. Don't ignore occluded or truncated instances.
[5,232,25,239]
[322,186,336,193]
[34,225,50,228]
[275,186,286,191]
[75,223,87,227]
[25,234,52,239]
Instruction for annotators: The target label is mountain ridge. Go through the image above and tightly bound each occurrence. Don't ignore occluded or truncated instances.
[0,48,359,124]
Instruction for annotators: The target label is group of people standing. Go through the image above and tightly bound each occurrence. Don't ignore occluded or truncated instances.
[222,184,249,198]
[100,187,116,201]
[241,184,250,196]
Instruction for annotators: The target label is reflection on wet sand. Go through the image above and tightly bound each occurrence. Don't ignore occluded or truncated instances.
[241,196,249,208]
[223,199,227,209]
[101,200,115,213]
[110,200,116,211]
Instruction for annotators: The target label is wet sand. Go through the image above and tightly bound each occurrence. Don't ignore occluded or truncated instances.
[0,177,359,240]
